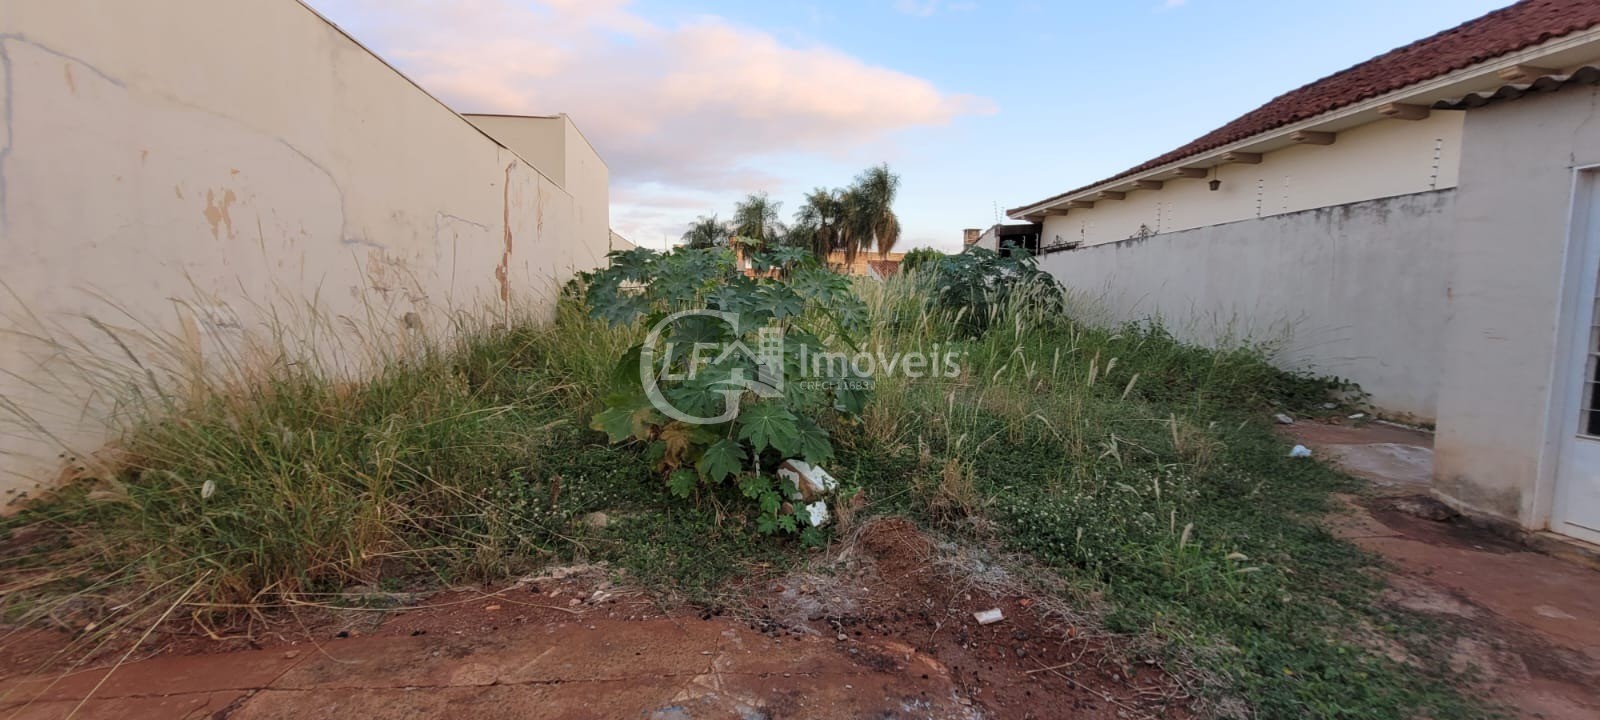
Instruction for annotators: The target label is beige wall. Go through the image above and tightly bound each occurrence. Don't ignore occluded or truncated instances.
[0,0,610,503]
[467,115,571,188]
[1041,190,1455,421]
[465,114,611,273]
[1433,85,1600,528]
[1040,111,1464,248]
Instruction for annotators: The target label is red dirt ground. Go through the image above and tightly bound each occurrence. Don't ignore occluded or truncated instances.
[1290,420,1600,720]
[0,520,1190,720]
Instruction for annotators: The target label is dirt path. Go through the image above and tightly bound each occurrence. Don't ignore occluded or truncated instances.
[0,521,1185,720]
[1289,420,1600,719]
[1,615,977,720]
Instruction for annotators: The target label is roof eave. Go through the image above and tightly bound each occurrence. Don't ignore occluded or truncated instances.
[1008,27,1600,221]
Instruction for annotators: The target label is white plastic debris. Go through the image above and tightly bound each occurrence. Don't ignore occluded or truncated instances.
[804,500,831,528]
[1322,402,1338,410]
[1273,413,1295,425]
[973,608,1005,625]
[1348,413,1366,420]
[779,460,839,502]
[1289,445,1313,458]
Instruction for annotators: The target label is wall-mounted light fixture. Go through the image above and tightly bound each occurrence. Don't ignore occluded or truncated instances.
[1208,171,1222,192]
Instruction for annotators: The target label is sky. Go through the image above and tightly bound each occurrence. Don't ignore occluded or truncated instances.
[307,0,1511,252]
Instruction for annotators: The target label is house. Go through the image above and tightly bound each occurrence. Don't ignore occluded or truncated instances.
[962,223,1046,255]
[823,249,907,276]
[866,259,902,280]
[731,244,905,278]
[1006,0,1600,544]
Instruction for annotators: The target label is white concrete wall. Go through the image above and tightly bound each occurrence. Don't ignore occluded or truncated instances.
[464,114,611,274]
[466,115,571,188]
[1040,112,1464,247]
[1040,190,1456,420]
[0,0,610,503]
[1433,85,1600,528]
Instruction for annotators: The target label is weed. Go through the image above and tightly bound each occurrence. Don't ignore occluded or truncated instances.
[0,255,1496,719]
[841,271,1495,719]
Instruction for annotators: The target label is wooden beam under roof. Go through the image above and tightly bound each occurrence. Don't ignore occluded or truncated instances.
[1378,102,1430,121]
[1095,191,1126,201]
[1132,179,1164,190]
[1497,64,1558,82]
[1219,151,1262,165]
[1065,200,1095,209]
[1290,130,1336,145]
[1174,167,1208,178]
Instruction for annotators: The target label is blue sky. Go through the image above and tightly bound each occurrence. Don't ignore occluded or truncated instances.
[309,0,1509,252]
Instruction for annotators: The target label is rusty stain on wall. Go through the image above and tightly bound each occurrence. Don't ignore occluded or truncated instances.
[495,163,515,303]
[202,188,237,240]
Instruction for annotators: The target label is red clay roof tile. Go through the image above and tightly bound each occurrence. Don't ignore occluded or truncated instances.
[1009,0,1600,215]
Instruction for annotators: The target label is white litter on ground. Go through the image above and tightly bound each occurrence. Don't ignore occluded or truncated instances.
[973,608,1004,625]
[778,460,839,501]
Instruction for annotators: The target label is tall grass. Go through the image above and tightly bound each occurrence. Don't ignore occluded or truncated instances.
[0,262,1487,718]
[844,267,1488,719]
[0,297,639,638]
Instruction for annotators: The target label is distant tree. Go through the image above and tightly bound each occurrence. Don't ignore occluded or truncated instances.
[790,187,847,261]
[842,164,902,261]
[789,164,903,266]
[899,247,943,273]
[732,193,786,251]
[681,214,729,249]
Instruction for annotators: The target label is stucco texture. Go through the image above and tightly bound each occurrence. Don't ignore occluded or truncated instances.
[1040,190,1455,421]
[1433,85,1600,527]
[0,0,609,502]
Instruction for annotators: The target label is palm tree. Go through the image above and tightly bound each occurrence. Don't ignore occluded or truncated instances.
[842,164,902,261]
[731,193,786,251]
[681,214,728,249]
[791,187,846,260]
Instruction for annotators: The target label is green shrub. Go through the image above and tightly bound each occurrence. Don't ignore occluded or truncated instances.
[576,246,870,537]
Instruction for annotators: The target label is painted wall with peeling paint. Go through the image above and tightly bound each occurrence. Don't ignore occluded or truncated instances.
[1040,190,1456,421]
[1038,112,1464,248]
[0,0,610,503]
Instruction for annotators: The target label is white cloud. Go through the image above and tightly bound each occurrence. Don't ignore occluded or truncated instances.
[331,0,992,200]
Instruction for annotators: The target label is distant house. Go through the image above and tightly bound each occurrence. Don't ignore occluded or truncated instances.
[962,223,1045,255]
[822,249,906,276]
[731,245,905,278]
[866,259,902,280]
[1006,0,1600,543]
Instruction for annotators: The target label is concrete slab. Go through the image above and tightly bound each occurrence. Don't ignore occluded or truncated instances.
[1322,442,1434,488]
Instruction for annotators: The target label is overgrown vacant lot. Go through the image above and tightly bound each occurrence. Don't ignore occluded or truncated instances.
[0,248,1492,719]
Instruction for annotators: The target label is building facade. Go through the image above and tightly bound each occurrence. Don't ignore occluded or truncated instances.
[1007,0,1600,543]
